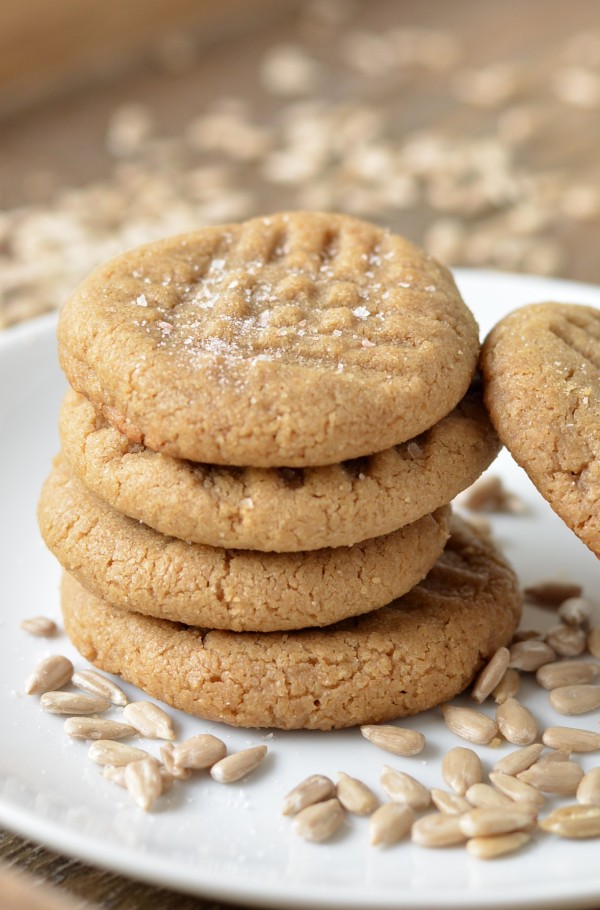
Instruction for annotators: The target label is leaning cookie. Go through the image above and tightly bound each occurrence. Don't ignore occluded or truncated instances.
[58,212,479,467]
[481,302,600,556]
[59,384,499,551]
[61,517,521,730]
[38,456,450,632]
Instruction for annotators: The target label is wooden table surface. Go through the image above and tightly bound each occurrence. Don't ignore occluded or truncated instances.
[1,0,600,907]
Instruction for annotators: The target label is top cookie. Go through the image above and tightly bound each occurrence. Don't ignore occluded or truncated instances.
[481,302,600,556]
[58,212,479,467]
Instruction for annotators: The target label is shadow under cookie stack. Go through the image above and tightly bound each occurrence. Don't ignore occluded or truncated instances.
[38,212,522,730]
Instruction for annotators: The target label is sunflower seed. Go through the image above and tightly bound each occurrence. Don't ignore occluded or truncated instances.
[559,597,593,627]
[495,697,537,745]
[380,766,430,810]
[20,616,57,637]
[539,804,600,838]
[101,764,128,787]
[72,669,129,706]
[577,768,600,806]
[459,475,524,513]
[282,774,336,816]
[334,772,378,815]
[549,685,600,715]
[588,627,600,658]
[493,743,544,775]
[210,745,268,784]
[125,758,163,811]
[25,655,73,694]
[518,761,584,795]
[492,668,521,704]
[488,771,545,809]
[411,813,468,847]
[471,647,510,704]
[369,803,415,845]
[160,742,192,780]
[512,629,545,643]
[442,746,483,795]
[172,734,227,769]
[466,831,531,859]
[88,740,149,766]
[102,757,173,791]
[430,789,471,815]
[122,702,175,740]
[538,749,573,763]
[466,783,514,809]
[460,475,505,510]
[542,726,600,752]
[536,660,600,690]
[293,798,345,842]
[459,807,535,838]
[40,692,111,715]
[360,724,425,756]
[508,641,556,672]
[64,717,137,741]
[545,624,587,658]
[524,580,582,606]
[442,705,499,745]
[158,767,174,793]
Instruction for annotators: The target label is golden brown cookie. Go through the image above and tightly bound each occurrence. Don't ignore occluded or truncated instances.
[481,302,600,556]
[38,456,450,632]
[59,384,499,551]
[61,517,522,730]
[57,212,479,467]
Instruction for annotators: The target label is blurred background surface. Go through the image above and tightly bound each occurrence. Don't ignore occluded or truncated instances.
[1,0,600,330]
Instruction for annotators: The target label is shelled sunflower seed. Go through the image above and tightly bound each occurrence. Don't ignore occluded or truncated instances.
[122,702,176,740]
[576,769,600,807]
[536,660,600,690]
[40,692,111,715]
[369,803,415,846]
[380,767,430,811]
[360,724,425,756]
[539,805,600,838]
[293,798,345,843]
[495,697,538,745]
[549,685,600,715]
[336,772,379,815]
[210,746,268,784]
[542,727,600,753]
[492,668,521,704]
[442,747,483,795]
[466,831,531,859]
[493,743,544,775]
[20,616,57,637]
[25,655,73,694]
[471,647,510,704]
[441,705,499,745]
[71,669,129,706]
[282,775,336,816]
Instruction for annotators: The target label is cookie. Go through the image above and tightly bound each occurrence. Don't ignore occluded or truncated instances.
[60,517,522,730]
[58,212,479,467]
[481,302,600,556]
[38,456,450,632]
[59,384,499,552]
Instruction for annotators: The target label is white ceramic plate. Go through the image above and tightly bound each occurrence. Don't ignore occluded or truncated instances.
[1,269,600,910]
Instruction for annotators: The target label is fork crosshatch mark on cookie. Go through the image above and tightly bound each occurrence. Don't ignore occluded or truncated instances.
[38,455,451,632]
[58,212,479,466]
[58,384,499,551]
[481,302,600,557]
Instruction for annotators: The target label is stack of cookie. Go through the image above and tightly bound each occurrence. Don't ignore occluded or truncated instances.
[39,212,521,730]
